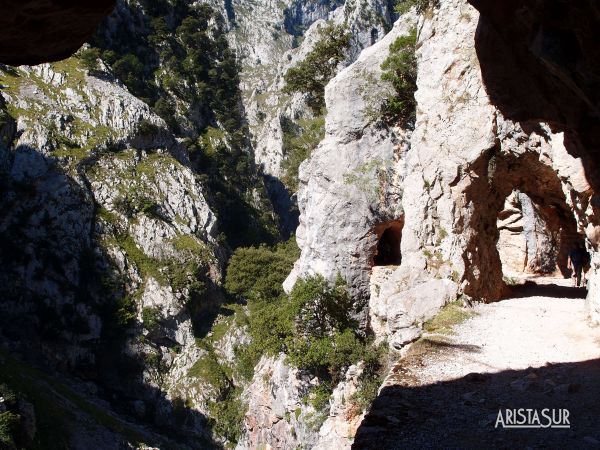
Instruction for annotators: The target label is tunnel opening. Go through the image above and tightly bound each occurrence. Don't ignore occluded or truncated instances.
[373,220,403,267]
[462,148,586,301]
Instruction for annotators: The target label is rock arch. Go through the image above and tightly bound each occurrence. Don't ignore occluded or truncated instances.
[497,190,579,277]
[462,146,583,300]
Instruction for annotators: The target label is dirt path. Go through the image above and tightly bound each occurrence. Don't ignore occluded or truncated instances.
[353,277,600,449]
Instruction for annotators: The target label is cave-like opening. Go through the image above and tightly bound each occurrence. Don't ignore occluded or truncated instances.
[463,150,587,301]
[373,220,403,267]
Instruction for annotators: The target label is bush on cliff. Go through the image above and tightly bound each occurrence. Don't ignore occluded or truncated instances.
[380,28,418,127]
[283,24,351,114]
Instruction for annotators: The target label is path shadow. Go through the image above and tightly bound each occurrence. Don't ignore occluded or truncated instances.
[469,0,600,186]
[504,281,586,300]
[353,359,600,449]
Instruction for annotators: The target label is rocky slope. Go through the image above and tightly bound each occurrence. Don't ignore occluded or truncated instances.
[0,0,402,448]
[236,0,396,178]
[0,55,225,446]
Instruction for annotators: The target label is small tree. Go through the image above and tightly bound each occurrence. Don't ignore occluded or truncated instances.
[78,47,102,72]
[283,24,351,114]
[380,29,418,127]
[289,275,356,339]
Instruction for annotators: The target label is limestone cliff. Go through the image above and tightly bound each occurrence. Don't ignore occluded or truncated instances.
[284,15,413,308]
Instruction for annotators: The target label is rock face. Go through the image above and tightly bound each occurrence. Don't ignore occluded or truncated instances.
[468,0,600,166]
[0,0,115,65]
[374,0,594,344]
[238,0,397,179]
[0,55,223,446]
[465,0,600,323]
[237,355,364,450]
[289,0,598,350]
[284,15,414,309]
[497,190,576,276]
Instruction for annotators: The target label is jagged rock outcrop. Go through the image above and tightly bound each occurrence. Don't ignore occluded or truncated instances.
[0,0,115,65]
[288,0,597,351]
[237,355,364,450]
[284,15,414,309]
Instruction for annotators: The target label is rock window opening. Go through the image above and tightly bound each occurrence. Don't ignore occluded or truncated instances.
[373,220,403,267]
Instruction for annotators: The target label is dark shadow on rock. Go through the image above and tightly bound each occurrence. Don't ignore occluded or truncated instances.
[417,338,482,354]
[0,143,221,448]
[505,281,587,300]
[470,0,600,189]
[263,174,299,239]
[354,359,600,449]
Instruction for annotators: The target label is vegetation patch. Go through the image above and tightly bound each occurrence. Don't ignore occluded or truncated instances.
[225,237,389,422]
[280,115,325,192]
[424,300,474,335]
[283,23,351,114]
[380,28,418,128]
[395,0,439,15]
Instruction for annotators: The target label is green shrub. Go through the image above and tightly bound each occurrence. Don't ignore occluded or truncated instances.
[78,47,102,72]
[307,382,332,411]
[135,119,160,137]
[0,411,20,448]
[188,352,232,395]
[380,29,418,127]
[233,344,262,381]
[281,116,325,192]
[115,294,137,327]
[351,342,389,410]
[225,238,300,302]
[395,0,438,15]
[207,388,246,444]
[112,54,147,97]
[288,275,356,339]
[141,306,161,331]
[283,24,351,113]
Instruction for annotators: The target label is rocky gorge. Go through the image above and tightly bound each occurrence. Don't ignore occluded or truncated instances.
[0,0,599,449]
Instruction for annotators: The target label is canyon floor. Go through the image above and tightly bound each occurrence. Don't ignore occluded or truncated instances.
[354,275,600,449]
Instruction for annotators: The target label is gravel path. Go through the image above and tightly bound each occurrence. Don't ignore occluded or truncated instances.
[414,277,600,384]
[353,277,600,449]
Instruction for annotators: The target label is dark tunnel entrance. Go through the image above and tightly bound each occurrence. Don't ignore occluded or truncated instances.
[373,220,403,266]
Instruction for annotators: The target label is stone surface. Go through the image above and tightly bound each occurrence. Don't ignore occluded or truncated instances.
[237,355,365,450]
[497,191,576,276]
[239,0,397,179]
[284,15,415,307]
